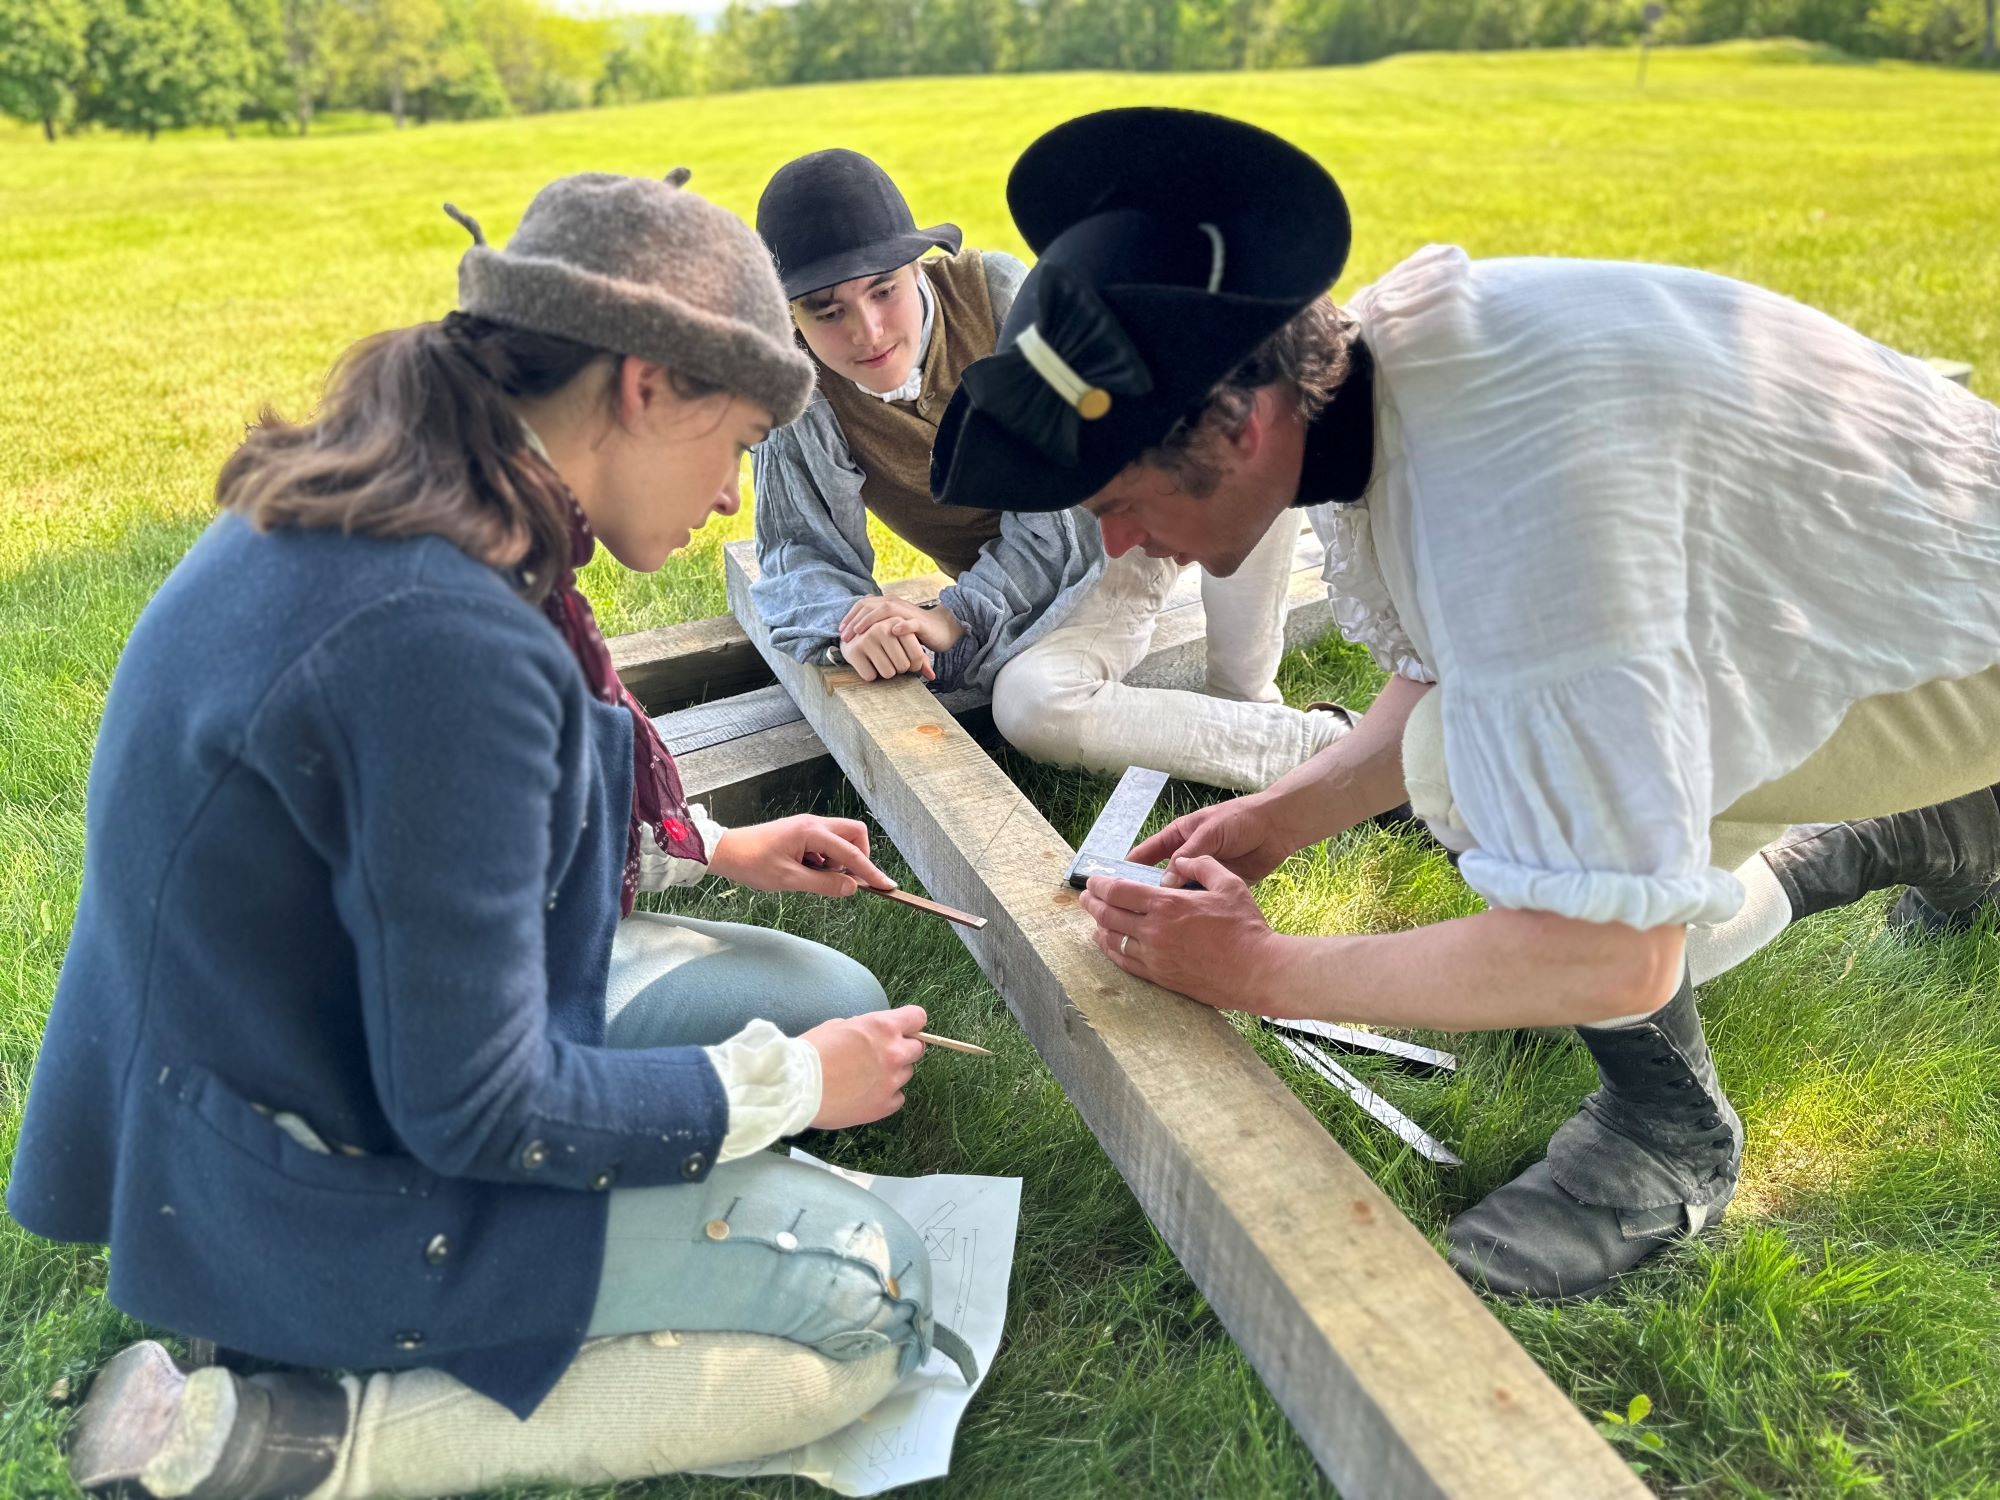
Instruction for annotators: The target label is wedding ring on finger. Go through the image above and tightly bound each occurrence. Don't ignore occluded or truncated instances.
[1119,934,1131,958]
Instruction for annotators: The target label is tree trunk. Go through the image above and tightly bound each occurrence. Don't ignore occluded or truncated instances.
[42,115,56,142]
[390,68,406,129]
[1985,0,1996,61]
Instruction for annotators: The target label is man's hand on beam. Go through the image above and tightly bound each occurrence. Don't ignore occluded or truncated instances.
[1081,856,1287,1012]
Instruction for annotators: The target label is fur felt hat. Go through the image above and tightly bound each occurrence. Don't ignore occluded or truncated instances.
[446,168,815,426]
[930,110,1350,512]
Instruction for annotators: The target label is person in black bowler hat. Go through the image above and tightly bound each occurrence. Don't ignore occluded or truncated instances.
[934,106,2000,1300]
[749,146,1360,793]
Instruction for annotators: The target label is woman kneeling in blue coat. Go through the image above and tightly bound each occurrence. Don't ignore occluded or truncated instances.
[7,167,971,1499]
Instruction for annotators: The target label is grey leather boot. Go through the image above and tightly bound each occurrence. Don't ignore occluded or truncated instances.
[1760,785,2000,935]
[69,1340,347,1499]
[1446,974,1740,1299]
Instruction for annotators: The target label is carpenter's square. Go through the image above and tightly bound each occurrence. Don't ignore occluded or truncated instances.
[1272,1016,1458,1075]
[1271,1030,1462,1166]
[1066,766,1185,889]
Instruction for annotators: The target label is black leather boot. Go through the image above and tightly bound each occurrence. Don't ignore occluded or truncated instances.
[1760,785,2000,935]
[1446,974,1740,1300]
[69,1340,348,1499]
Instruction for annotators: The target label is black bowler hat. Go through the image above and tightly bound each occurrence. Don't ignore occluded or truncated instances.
[930,109,1349,513]
[756,149,963,301]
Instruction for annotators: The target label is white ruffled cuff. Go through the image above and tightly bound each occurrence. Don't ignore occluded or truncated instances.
[703,1019,823,1164]
[1315,505,1435,683]
[635,804,728,891]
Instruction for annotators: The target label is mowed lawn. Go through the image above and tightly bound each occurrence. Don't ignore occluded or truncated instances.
[5,41,1999,1498]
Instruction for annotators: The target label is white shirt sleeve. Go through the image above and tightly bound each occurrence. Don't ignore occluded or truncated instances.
[1440,652,1747,929]
[634,803,728,891]
[703,1019,824,1164]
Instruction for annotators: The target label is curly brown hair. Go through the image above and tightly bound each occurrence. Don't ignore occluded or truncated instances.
[1137,296,1359,499]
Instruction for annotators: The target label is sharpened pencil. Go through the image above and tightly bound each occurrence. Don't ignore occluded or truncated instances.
[916,1032,993,1056]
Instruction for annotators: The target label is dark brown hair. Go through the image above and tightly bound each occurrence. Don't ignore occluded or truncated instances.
[1138,296,1359,498]
[215,314,610,603]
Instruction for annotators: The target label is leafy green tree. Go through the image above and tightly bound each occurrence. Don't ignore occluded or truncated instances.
[329,0,447,127]
[596,12,703,104]
[708,1,800,90]
[470,0,604,111]
[412,0,508,118]
[0,0,88,139]
[82,0,256,138]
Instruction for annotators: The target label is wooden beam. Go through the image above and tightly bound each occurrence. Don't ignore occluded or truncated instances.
[724,541,1642,1500]
[657,528,1335,819]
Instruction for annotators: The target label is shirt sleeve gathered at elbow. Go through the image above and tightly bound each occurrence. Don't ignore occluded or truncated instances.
[1440,648,1747,930]
[299,594,727,1190]
[750,415,881,663]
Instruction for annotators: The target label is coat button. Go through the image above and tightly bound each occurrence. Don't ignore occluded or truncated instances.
[704,1218,730,1241]
[395,1331,425,1351]
[774,1231,799,1252]
[681,1151,707,1180]
[521,1140,549,1170]
[590,1169,616,1191]
[424,1234,450,1265]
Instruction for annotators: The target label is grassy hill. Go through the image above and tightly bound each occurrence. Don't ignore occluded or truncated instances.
[4,42,1998,1497]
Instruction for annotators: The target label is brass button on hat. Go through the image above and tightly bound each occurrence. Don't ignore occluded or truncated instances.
[394,1331,426,1351]
[681,1151,707,1180]
[424,1234,450,1266]
[590,1169,616,1191]
[520,1140,549,1170]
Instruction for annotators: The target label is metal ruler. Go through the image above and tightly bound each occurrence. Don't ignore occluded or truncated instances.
[1065,765,1175,889]
[1272,1031,1462,1166]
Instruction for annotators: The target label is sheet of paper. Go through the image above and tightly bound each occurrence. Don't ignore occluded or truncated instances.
[695,1149,1021,1496]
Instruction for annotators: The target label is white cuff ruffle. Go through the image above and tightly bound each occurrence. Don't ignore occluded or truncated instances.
[704,1019,823,1165]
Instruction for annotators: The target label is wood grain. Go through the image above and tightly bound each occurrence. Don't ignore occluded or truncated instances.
[725,540,1641,1500]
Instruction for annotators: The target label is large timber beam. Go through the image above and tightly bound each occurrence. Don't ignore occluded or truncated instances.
[724,540,1642,1500]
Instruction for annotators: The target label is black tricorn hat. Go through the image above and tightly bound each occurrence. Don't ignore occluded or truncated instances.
[757,148,963,301]
[930,109,1349,513]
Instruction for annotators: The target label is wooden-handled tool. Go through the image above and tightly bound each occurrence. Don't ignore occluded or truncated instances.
[917,1032,993,1056]
[802,853,989,930]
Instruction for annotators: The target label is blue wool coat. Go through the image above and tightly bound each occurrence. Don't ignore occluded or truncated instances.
[6,514,727,1418]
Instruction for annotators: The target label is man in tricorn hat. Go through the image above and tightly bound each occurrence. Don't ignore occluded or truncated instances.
[750,147,1357,793]
[932,107,2000,1298]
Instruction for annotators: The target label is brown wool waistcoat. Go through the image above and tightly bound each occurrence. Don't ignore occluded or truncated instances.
[814,250,1005,580]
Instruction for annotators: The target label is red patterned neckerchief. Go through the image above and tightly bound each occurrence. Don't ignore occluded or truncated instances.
[538,490,706,915]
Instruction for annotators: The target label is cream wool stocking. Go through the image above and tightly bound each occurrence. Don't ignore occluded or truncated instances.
[306,1332,902,1499]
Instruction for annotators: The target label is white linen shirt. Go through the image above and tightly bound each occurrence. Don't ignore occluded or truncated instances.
[1311,245,2000,929]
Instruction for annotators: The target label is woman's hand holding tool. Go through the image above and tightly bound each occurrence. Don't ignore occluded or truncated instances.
[804,1005,928,1126]
[709,816,895,896]
[802,852,988,928]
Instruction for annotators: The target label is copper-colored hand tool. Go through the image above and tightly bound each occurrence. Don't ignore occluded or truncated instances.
[802,853,989,930]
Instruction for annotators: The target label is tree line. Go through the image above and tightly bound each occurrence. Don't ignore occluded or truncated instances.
[2,0,1993,142]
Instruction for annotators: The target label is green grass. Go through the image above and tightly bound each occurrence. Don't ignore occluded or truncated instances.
[5,40,2000,1498]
